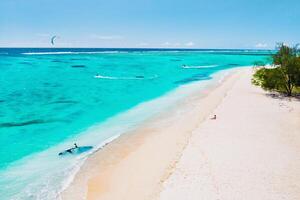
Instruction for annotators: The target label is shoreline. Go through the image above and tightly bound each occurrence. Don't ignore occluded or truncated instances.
[61,67,245,200]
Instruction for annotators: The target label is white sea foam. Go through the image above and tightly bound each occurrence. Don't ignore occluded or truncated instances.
[23,52,74,55]
[59,134,121,195]
[182,64,219,69]
[94,75,119,79]
[22,51,122,55]
[94,74,158,80]
[0,124,124,200]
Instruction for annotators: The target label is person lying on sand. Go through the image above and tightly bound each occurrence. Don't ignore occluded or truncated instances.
[210,115,217,120]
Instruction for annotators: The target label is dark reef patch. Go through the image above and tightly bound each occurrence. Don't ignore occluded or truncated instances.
[0,119,66,128]
[49,100,78,104]
[170,59,182,61]
[71,65,86,68]
[70,58,88,61]
[52,60,68,63]
[43,82,61,88]
[175,74,211,84]
[19,62,33,66]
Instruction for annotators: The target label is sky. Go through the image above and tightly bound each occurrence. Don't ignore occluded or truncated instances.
[0,0,299,49]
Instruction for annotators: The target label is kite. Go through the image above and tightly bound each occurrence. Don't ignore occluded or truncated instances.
[51,36,57,45]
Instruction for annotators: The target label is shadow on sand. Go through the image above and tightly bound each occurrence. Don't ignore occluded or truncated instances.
[265,93,300,101]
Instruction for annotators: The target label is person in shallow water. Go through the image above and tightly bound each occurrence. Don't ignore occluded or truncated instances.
[66,143,78,153]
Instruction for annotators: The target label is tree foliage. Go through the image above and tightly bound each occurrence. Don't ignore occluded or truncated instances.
[252,44,300,96]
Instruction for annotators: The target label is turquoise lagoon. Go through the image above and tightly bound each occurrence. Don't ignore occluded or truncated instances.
[0,48,270,199]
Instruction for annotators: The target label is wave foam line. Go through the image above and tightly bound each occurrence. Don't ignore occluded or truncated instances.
[59,134,121,196]
[22,51,122,55]
[94,74,158,80]
[182,65,219,69]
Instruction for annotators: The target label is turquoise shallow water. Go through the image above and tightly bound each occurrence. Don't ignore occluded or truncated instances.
[0,48,270,199]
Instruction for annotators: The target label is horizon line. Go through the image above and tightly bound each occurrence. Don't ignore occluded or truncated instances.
[0,47,274,50]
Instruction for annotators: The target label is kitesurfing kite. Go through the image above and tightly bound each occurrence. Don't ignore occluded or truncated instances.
[51,36,57,45]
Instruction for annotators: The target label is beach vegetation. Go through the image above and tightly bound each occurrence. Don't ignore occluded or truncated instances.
[252,43,300,96]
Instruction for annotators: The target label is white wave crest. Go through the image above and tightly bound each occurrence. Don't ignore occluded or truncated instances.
[94,74,158,80]
[22,51,122,55]
[94,75,119,79]
[182,65,218,69]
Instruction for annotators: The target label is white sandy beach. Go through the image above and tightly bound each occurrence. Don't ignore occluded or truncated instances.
[160,69,300,200]
[62,68,300,200]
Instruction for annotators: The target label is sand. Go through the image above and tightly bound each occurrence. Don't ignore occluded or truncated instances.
[62,68,300,200]
[159,69,300,200]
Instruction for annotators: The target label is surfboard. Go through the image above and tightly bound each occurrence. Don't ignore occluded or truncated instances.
[58,146,93,156]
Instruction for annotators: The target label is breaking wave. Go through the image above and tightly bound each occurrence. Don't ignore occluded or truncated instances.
[94,74,158,80]
[182,65,219,69]
[22,51,121,55]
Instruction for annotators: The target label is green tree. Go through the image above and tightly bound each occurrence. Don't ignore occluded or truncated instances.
[252,44,300,96]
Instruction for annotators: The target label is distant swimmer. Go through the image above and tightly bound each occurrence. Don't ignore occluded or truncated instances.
[74,143,78,148]
[210,115,217,120]
[135,75,144,79]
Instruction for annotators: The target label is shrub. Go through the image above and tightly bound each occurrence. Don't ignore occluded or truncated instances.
[252,44,300,96]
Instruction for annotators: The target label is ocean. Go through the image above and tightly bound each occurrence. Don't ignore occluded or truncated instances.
[0,48,270,199]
